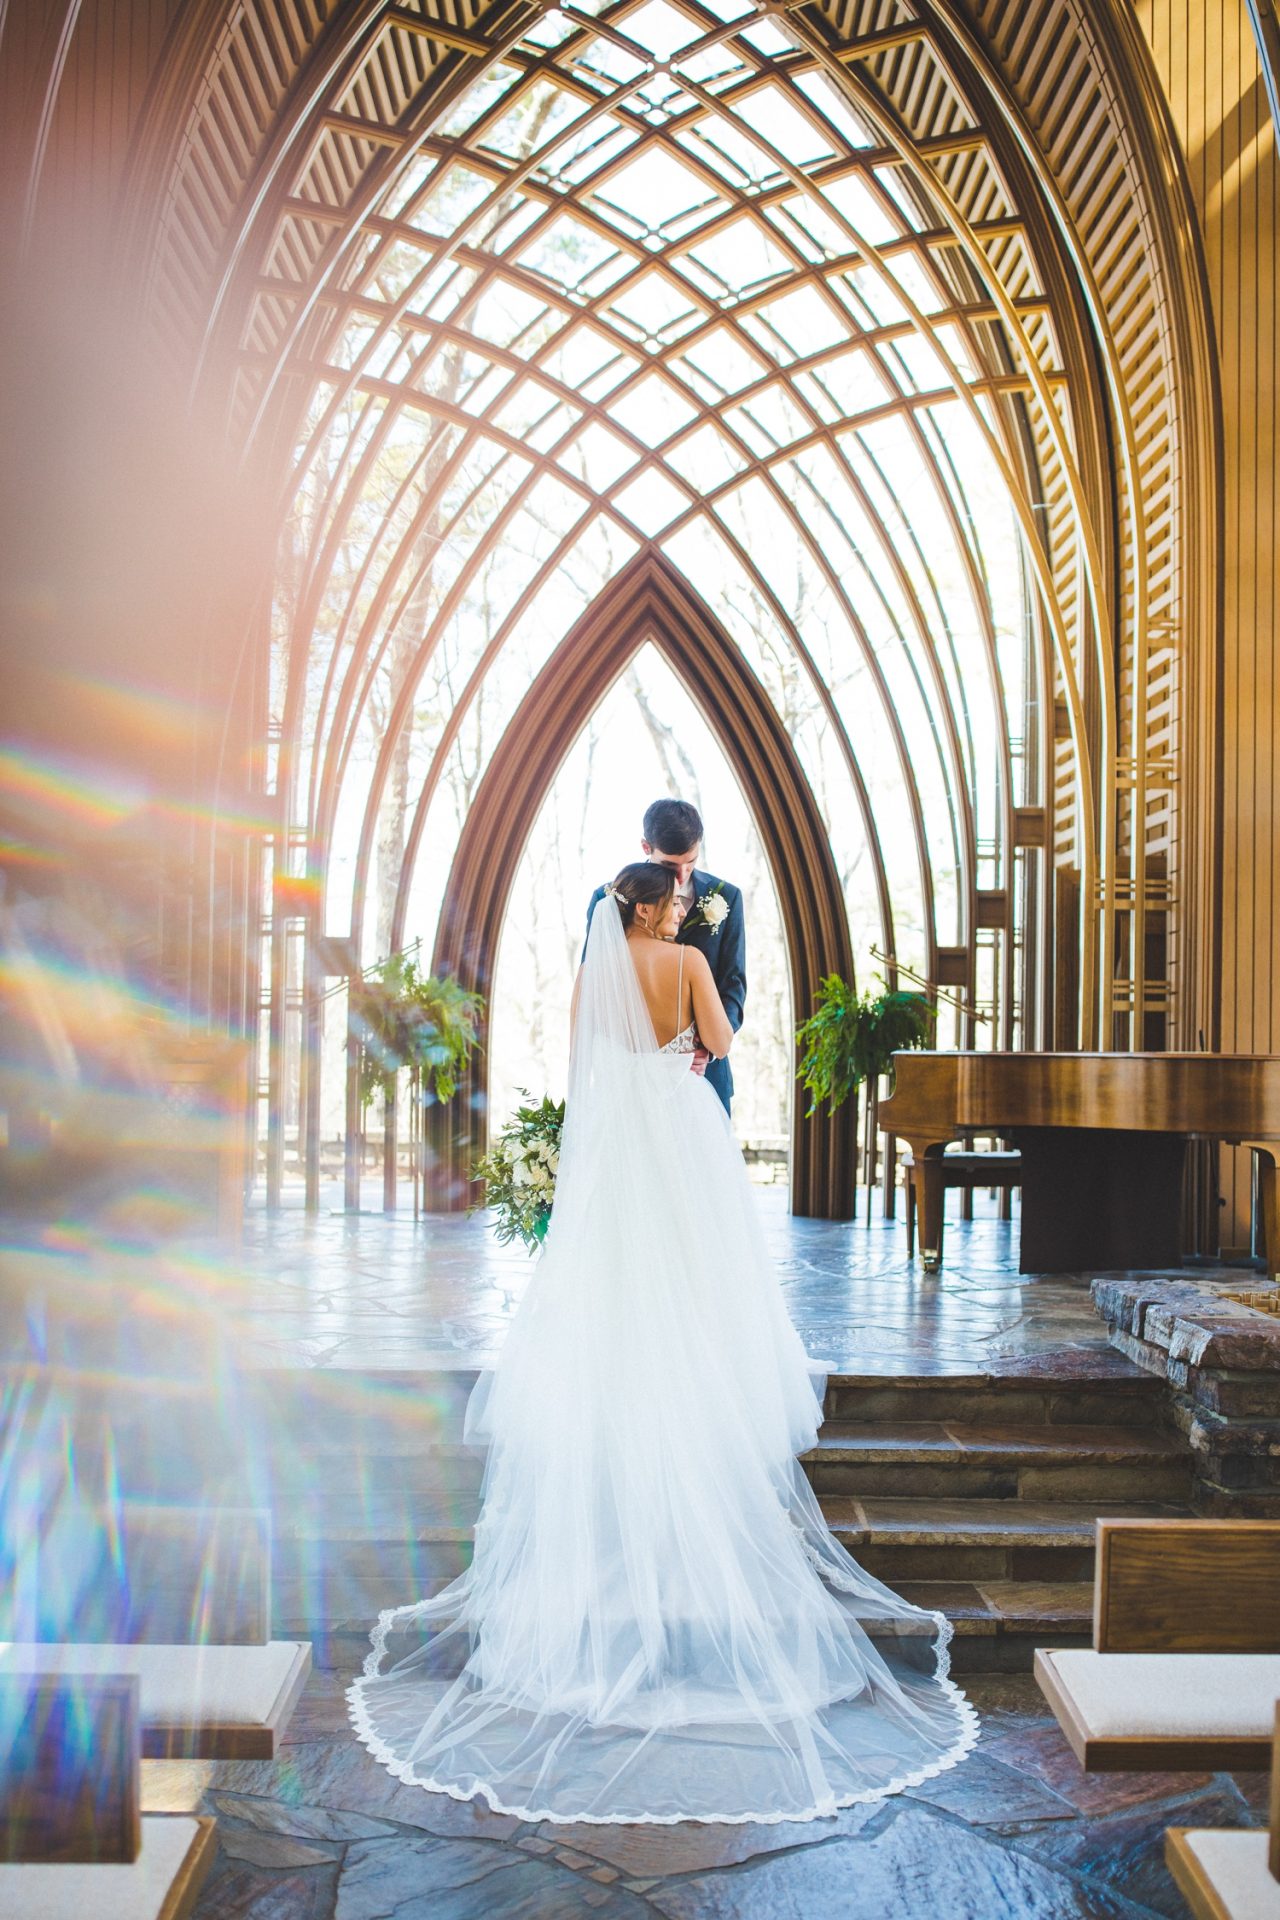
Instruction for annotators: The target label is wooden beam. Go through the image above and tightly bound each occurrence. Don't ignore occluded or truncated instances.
[383,7,490,56]
[319,110,407,148]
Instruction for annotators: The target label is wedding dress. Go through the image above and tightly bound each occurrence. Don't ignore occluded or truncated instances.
[347,897,978,1823]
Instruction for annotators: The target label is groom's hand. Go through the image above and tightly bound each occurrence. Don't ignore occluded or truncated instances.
[691,1045,711,1078]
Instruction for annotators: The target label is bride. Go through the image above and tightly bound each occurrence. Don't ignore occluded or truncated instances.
[348,862,978,1824]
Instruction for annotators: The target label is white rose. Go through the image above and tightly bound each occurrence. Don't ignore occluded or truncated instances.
[512,1160,532,1187]
[701,893,729,928]
[547,1150,559,1173]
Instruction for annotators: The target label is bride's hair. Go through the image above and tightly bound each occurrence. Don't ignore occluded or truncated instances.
[608,861,676,932]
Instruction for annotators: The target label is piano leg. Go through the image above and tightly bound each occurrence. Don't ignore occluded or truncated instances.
[1013,1128,1187,1272]
[919,1151,947,1271]
[882,1132,898,1218]
[1241,1144,1278,1279]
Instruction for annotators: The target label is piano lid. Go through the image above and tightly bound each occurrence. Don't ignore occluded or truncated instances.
[881,1051,1280,1140]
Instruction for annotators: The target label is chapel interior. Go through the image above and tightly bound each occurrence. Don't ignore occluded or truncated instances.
[1,0,1279,1913]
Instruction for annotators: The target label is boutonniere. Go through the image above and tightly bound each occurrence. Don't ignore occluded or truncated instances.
[683,881,729,934]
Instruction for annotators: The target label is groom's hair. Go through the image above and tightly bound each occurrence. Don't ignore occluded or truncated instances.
[643,799,703,853]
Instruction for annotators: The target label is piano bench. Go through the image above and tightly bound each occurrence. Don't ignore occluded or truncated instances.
[903,1150,1023,1258]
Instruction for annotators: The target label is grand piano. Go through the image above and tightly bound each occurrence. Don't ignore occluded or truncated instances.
[879,1052,1280,1274]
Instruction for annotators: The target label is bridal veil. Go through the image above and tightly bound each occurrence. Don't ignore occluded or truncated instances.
[347,894,977,1823]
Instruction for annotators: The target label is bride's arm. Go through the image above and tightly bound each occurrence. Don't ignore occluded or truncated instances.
[689,949,734,1058]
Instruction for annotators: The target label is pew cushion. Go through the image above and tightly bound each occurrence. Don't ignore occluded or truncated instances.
[1165,1829,1280,1920]
[0,1642,311,1759]
[0,1815,215,1920]
[1035,1649,1280,1770]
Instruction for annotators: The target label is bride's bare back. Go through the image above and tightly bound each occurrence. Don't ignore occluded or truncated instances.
[625,932,733,1055]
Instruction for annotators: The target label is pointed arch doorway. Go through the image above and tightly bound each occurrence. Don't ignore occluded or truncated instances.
[427,551,857,1219]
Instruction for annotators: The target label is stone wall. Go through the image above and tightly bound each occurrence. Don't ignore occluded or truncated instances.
[1092,1276,1280,1515]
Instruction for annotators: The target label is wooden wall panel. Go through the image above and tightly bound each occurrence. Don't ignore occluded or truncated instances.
[960,0,1221,1059]
[44,0,179,221]
[0,0,183,263]
[1134,0,1279,1243]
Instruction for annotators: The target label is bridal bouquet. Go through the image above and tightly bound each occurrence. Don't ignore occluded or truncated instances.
[472,1092,565,1252]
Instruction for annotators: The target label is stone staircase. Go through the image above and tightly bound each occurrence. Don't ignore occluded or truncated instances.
[18,1358,1190,1673]
[234,1360,1191,1672]
[804,1369,1191,1670]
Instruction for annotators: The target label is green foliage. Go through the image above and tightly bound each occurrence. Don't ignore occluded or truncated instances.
[472,1092,565,1254]
[795,974,936,1118]
[350,957,484,1110]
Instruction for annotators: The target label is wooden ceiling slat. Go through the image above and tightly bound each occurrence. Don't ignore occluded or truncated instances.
[320,108,407,148]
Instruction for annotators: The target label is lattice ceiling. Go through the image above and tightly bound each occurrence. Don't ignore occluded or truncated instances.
[139,0,1214,1071]
[254,0,1078,1042]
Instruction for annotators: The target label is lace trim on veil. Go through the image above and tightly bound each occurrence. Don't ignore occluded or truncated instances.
[346,1527,982,1827]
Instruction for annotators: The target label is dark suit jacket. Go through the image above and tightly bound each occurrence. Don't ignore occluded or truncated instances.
[584,870,746,1113]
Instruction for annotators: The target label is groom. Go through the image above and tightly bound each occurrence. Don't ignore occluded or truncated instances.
[586,799,746,1115]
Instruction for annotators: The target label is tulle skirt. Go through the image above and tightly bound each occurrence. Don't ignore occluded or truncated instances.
[347,1063,978,1823]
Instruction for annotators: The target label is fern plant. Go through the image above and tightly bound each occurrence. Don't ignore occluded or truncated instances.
[795,975,936,1118]
[350,957,484,1110]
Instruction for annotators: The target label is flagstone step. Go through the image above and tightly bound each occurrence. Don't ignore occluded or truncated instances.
[251,1414,1190,1510]
[265,1497,1184,1660]
[821,1368,1165,1428]
[256,1447,487,1500]
[825,1496,1190,1585]
[266,1490,1183,1548]
[896,1579,1092,1633]
[801,1421,1190,1501]
[302,1578,1097,1676]
[892,1581,1094,1673]
[243,1369,477,1453]
[32,1362,1170,1515]
[251,1368,1169,1439]
[236,1363,1168,1455]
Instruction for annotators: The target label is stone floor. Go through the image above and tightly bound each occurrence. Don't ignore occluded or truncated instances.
[144,1665,1265,1919]
[232,1183,1148,1377]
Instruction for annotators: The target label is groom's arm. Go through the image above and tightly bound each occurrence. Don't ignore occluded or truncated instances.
[716,886,746,1033]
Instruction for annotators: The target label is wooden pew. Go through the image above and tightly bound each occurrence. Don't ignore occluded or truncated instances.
[0,1505,310,1759]
[1034,1519,1280,1771]
[1166,1703,1280,1918]
[0,1673,216,1918]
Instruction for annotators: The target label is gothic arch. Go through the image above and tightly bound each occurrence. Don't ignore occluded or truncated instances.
[429,550,858,1217]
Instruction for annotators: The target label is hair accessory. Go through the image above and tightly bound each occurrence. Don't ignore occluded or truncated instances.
[603,880,623,900]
